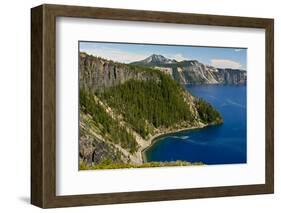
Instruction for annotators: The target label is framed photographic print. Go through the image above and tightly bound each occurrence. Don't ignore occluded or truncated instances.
[31,4,274,208]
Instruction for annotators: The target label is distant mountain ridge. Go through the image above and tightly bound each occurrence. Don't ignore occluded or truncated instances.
[132,54,178,66]
[131,54,247,85]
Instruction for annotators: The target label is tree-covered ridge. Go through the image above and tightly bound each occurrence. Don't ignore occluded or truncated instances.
[97,77,222,140]
[80,88,138,153]
[97,77,193,139]
[79,52,223,168]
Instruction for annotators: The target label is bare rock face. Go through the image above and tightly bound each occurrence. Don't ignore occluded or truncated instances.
[216,68,247,84]
[79,53,160,92]
[131,55,247,85]
[174,61,246,85]
[172,61,219,84]
[79,134,124,166]
[80,53,247,89]
[79,136,95,165]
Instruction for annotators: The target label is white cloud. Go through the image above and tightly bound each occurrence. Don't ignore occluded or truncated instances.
[80,47,148,63]
[210,59,242,69]
[167,53,188,61]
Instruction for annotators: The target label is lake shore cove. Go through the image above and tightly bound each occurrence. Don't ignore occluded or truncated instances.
[79,53,223,170]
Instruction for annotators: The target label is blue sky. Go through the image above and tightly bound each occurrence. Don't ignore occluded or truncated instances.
[79,41,247,70]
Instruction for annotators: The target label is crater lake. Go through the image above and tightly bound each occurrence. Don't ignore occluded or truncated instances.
[144,84,247,165]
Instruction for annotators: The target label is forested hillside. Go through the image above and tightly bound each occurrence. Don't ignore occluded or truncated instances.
[79,53,223,169]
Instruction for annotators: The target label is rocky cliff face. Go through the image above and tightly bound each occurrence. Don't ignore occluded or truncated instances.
[172,60,219,84]
[80,53,160,92]
[80,53,247,90]
[132,55,247,85]
[216,68,247,84]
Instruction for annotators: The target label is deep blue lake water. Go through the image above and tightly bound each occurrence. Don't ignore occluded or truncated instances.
[145,84,247,165]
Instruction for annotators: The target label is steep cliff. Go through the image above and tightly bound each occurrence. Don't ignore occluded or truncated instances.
[80,52,161,92]
[132,54,247,85]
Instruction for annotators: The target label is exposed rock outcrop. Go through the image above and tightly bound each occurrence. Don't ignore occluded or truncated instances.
[132,55,247,85]
[80,53,160,92]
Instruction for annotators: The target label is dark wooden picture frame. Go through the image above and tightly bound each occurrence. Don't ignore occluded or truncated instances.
[31,4,274,208]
